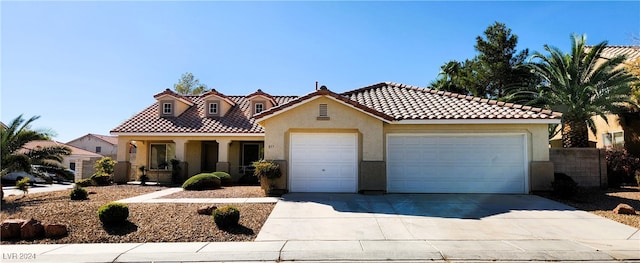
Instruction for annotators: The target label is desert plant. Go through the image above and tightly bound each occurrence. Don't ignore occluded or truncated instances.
[91,174,112,186]
[15,177,30,196]
[97,202,129,225]
[606,148,640,187]
[75,178,94,187]
[551,173,578,198]
[212,205,240,229]
[70,186,88,200]
[181,173,221,190]
[138,165,149,185]
[170,159,182,184]
[252,160,281,179]
[212,171,232,186]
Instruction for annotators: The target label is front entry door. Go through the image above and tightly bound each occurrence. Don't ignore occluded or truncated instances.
[242,143,263,170]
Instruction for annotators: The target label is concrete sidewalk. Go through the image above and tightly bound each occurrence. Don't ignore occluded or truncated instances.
[2,239,638,262]
[116,187,280,204]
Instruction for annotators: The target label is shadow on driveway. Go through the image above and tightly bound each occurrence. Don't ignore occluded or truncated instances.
[279,193,577,219]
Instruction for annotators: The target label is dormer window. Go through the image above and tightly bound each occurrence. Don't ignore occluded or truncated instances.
[207,101,219,116]
[162,102,173,115]
[255,103,264,114]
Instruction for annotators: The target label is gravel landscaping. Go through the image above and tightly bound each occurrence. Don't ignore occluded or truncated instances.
[1,185,274,244]
[161,186,265,199]
[538,186,640,229]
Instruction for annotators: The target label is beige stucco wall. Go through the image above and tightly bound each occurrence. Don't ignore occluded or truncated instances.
[261,96,384,162]
[550,114,623,148]
[67,137,117,158]
[115,135,263,182]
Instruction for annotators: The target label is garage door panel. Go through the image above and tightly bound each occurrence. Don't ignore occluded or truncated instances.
[387,134,527,194]
[290,133,357,193]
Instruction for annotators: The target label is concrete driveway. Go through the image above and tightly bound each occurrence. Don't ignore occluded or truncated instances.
[255,193,639,261]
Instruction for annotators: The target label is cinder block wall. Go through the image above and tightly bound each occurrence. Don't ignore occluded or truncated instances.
[549,148,607,188]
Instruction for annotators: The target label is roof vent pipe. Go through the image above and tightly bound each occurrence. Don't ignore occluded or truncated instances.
[315,81,318,91]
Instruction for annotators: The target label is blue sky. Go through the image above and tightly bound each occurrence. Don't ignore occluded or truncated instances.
[2,1,639,142]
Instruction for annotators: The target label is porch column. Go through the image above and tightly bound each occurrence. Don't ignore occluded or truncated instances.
[114,138,131,184]
[173,139,188,161]
[216,139,231,173]
[173,139,189,183]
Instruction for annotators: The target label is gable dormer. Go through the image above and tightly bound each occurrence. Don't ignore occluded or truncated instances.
[201,89,236,117]
[153,89,195,117]
[246,89,277,115]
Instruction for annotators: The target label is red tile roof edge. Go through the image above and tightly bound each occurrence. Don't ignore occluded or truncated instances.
[153,89,195,105]
[201,89,236,106]
[255,87,395,121]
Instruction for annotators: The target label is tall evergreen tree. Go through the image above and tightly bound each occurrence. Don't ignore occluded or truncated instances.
[431,22,535,100]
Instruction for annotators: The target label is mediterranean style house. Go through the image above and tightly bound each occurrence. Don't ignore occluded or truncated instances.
[67,133,119,159]
[111,82,560,194]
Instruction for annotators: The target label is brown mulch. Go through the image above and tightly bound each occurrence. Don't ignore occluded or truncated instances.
[537,186,640,229]
[0,185,274,244]
[160,186,265,199]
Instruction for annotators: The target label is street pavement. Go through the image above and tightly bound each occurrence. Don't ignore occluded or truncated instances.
[1,190,639,262]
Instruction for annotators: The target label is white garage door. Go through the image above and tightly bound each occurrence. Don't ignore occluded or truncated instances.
[387,134,527,194]
[290,133,358,192]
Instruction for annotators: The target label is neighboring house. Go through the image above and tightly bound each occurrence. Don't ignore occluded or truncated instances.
[21,140,104,181]
[67,133,119,159]
[550,46,640,153]
[112,82,560,194]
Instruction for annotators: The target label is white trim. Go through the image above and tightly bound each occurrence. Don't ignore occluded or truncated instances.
[256,95,391,123]
[385,132,529,194]
[394,119,560,125]
[254,102,265,114]
[208,102,219,115]
[162,103,173,115]
[110,132,264,137]
[155,94,194,106]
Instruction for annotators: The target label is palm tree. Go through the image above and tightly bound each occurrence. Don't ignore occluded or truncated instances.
[1,115,71,178]
[524,34,637,148]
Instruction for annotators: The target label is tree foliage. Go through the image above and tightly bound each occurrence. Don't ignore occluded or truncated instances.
[173,72,207,95]
[518,34,636,148]
[625,57,640,104]
[431,22,536,100]
[0,115,71,177]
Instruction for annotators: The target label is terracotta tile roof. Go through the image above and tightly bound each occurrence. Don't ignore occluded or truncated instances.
[91,134,118,145]
[114,83,560,135]
[21,140,103,157]
[587,45,640,62]
[246,89,278,105]
[111,95,298,134]
[153,89,195,105]
[254,86,395,121]
[201,89,236,106]
[341,82,561,121]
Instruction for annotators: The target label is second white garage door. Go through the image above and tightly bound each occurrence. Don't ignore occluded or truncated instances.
[387,134,527,194]
[290,133,358,192]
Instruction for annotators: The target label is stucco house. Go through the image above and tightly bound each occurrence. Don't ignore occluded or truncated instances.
[550,46,640,153]
[22,140,103,181]
[67,133,119,159]
[111,82,560,194]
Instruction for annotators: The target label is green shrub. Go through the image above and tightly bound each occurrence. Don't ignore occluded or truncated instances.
[91,175,112,186]
[252,160,282,179]
[551,173,578,198]
[212,205,240,229]
[16,178,30,195]
[212,172,232,186]
[76,178,94,187]
[606,149,640,187]
[182,173,221,190]
[97,202,129,225]
[70,186,88,200]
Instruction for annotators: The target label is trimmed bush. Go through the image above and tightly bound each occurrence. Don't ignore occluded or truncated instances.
[97,202,129,225]
[76,178,94,187]
[551,173,578,198]
[182,173,221,190]
[91,175,112,186]
[212,172,233,186]
[70,187,88,200]
[212,205,240,229]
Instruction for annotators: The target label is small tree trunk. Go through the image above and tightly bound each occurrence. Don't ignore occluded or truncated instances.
[562,119,590,148]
